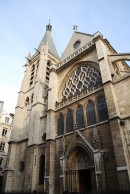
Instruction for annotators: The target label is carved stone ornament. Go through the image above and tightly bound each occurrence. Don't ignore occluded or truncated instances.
[93,125,100,150]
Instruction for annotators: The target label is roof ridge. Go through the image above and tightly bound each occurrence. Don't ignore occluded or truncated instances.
[75,31,93,37]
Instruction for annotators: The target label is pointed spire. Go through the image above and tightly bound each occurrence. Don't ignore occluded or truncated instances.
[28,52,31,59]
[36,21,59,59]
[25,52,31,61]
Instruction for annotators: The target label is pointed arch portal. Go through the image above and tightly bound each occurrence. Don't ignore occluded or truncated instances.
[65,146,96,192]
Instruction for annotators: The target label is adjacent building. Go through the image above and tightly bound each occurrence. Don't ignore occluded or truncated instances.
[0,101,14,191]
[3,24,130,193]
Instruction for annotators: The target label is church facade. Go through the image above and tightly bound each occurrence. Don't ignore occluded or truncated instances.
[3,24,130,194]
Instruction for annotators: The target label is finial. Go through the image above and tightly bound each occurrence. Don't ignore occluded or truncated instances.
[73,25,78,31]
[46,19,52,31]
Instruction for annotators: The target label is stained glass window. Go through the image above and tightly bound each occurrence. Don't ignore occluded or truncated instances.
[66,109,74,132]
[87,102,96,126]
[97,96,108,122]
[57,113,64,135]
[76,105,84,129]
[62,65,102,99]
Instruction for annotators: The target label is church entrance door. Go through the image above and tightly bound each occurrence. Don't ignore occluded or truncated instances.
[78,169,92,192]
[65,146,95,192]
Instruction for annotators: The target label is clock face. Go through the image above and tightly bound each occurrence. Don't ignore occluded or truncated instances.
[73,40,81,49]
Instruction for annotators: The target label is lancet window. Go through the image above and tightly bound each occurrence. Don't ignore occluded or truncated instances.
[25,97,29,106]
[46,61,51,83]
[30,64,35,85]
[39,155,45,184]
[87,102,96,126]
[97,96,108,122]
[31,93,34,103]
[76,105,84,129]
[57,113,64,135]
[66,109,74,133]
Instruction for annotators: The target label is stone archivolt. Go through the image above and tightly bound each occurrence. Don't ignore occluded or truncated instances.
[62,65,102,100]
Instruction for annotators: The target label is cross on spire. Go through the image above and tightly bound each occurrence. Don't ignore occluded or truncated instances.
[73,25,78,31]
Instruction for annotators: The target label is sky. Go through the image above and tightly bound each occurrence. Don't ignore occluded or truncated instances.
[0,0,130,114]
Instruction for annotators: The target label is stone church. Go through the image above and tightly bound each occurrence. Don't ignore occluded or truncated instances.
[3,23,130,193]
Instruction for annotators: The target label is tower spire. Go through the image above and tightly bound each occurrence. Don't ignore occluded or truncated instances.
[36,21,59,59]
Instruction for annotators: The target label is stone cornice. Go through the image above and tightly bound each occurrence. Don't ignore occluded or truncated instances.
[56,120,109,139]
[9,138,28,144]
[29,52,40,64]
[114,73,130,84]
[15,106,23,109]
[31,102,45,107]
[48,51,60,63]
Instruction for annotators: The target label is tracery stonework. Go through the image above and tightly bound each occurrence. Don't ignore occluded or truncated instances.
[62,65,102,99]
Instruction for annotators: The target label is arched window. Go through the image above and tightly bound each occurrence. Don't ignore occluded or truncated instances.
[97,96,108,122]
[57,113,64,135]
[31,93,34,103]
[87,102,96,126]
[39,155,45,185]
[25,97,29,106]
[76,105,84,129]
[30,64,35,85]
[46,61,51,83]
[66,109,74,133]
[18,161,25,173]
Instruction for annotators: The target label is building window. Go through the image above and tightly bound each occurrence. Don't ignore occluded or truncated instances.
[0,142,5,151]
[0,157,3,166]
[2,128,7,137]
[73,40,81,49]
[76,105,84,129]
[57,113,64,136]
[46,61,50,83]
[5,117,10,124]
[18,161,25,173]
[31,93,34,103]
[25,97,29,106]
[39,155,45,184]
[97,96,108,122]
[87,102,96,126]
[66,109,74,133]
[29,64,35,85]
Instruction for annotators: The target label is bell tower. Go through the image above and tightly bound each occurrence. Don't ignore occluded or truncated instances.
[3,23,59,192]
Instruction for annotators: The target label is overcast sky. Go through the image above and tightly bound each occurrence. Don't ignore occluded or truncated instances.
[0,0,130,113]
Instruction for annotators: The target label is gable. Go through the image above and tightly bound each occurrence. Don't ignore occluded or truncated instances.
[60,31,94,62]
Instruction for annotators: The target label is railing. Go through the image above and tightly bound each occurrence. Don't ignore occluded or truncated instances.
[55,86,103,110]
[57,40,94,69]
